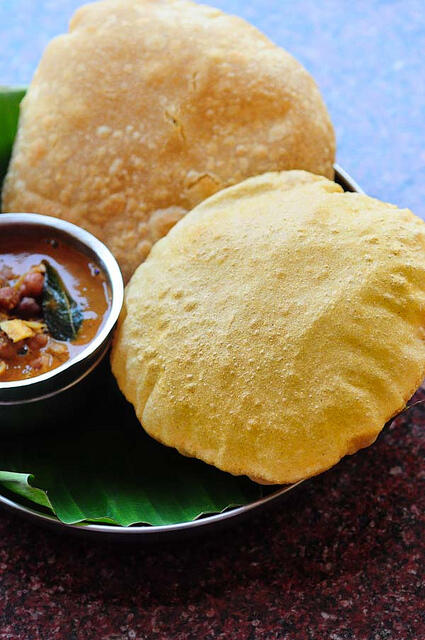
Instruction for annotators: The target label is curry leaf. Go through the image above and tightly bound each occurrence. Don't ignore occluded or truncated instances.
[42,260,83,341]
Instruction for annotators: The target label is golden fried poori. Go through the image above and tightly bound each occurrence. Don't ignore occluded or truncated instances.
[2,0,335,282]
[111,171,425,484]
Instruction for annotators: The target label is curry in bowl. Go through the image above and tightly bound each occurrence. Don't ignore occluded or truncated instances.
[0,233,111,382]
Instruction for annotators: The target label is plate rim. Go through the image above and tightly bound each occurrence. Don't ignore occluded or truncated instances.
[0,164,360,539]
[0,479,304,537]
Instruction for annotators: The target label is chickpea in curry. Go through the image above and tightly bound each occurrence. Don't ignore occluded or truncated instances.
[0,236,110,382]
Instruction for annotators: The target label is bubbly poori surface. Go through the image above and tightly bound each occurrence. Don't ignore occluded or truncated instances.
[2,0,335,282]
[112,171,425,484]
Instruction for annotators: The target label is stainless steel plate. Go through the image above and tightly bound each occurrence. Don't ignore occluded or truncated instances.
[0,165,361,541]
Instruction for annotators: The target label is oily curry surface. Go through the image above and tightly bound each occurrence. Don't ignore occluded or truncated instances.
[0,235,110,382]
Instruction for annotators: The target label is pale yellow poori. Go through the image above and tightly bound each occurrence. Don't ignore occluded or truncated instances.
[111,171,425,484]
[2,0,335,282]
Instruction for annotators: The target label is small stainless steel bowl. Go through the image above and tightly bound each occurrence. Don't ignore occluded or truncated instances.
[0,213,124,434]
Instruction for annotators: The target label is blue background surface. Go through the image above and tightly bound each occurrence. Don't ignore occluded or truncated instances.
[0,0,424,216]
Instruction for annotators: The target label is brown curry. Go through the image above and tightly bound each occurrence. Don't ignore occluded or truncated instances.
[0,236,110,382]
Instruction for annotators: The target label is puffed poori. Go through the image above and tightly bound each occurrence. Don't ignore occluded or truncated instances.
[2,0,335,282]
[111,171,425,484]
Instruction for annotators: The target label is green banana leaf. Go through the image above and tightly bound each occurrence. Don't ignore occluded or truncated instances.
[0,87,264,527]
[0,369,263,526]
[0,86,25,187]
[0,471,52,510]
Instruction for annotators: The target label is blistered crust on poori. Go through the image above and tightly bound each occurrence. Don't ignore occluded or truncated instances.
[111,170,425,484]
[2,0,335,282]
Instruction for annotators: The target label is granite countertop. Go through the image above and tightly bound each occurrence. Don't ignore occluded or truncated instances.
[0,2,424,639]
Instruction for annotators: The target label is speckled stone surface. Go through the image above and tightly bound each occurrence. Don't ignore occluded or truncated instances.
[0,2,424,639]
